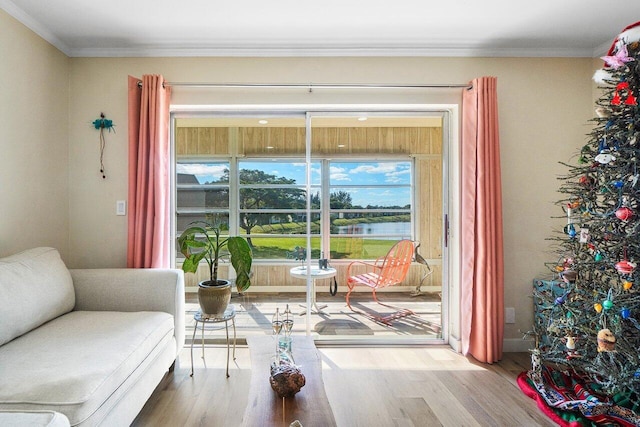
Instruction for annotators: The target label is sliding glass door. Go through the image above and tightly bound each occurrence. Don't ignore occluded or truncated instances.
[173,110,447,345]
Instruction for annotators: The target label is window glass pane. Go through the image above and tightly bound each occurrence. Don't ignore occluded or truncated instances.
[177,188,229,210]
[330,238,399,260]
[177,213,230,234]
[177,162,230,184]
[328,160,413,259]
[331,213,411,237]
[239,161,320,185]
[330,161,411,186]
[176,161,230,234]
[247,237,321,260]
[238,213,321,235]
[330,188,410,209]
[239,188,319,210]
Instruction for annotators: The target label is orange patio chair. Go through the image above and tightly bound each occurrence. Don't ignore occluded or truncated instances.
[345,239,416,324]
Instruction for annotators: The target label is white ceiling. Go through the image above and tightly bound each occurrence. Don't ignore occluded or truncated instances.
[2,0,639,58]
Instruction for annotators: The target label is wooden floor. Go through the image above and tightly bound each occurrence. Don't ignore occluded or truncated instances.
[132,345,554,426]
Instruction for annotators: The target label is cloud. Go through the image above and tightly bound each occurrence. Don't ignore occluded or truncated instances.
[349,162,410,183]
[330,165,350,181]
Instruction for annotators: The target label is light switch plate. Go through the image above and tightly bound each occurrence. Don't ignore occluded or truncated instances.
[116,200,126,216]
[505,307,515,324]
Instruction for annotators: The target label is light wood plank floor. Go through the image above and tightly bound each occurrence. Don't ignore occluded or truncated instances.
[132,345,554,427]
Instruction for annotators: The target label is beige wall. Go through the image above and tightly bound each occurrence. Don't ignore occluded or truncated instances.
[67,56,594,344]
[0,10,70,260]
[4,11,599,344]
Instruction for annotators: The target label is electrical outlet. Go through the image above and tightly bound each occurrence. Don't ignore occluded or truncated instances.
[505,307,515,324]
[116,200,126,216]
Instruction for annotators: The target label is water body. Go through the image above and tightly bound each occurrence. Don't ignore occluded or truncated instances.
[335,221,411,239]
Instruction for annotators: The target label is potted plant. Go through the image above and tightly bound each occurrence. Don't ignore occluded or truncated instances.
[178,221,253,318]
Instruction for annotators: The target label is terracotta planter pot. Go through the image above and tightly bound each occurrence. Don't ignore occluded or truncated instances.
[198,280,231,318]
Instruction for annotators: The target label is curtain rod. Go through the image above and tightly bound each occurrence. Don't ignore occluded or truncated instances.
[137,81,470,90]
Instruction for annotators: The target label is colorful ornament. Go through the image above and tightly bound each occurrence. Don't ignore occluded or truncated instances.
[603,299,614,310]
[595,151,616,164]
[594,303,603,313]
[565,336,581,358]
[601,43,634,69]
[595,252,604,262]
[597,328,616,352]
[623,280,633,290]
[611,81,638,106]
[563,224,576,238]
[566,336,577,350]
[595,106,612,118]
[579,228,590,243]
[621,307,631,319]
[579,175,594,186]
[561,270,577,283]
[615,206,634,221]
[615,259,636,274]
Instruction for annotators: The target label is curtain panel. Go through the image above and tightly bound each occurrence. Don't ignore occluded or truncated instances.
[127,75,172,268]
[460,76,504,363]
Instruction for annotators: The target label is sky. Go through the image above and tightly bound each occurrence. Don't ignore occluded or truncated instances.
[176,160,412,207]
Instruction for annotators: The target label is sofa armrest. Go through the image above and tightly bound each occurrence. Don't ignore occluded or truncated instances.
[70,268,185,354]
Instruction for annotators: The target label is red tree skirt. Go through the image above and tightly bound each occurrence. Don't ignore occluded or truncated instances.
[517,366,640,427]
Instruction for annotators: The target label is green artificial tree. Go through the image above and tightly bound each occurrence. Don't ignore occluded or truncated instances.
[525,26,640,423]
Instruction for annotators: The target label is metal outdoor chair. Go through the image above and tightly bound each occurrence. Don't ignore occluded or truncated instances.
[345,239,416,324]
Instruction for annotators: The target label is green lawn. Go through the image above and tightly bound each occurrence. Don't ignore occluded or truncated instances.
[245,236,395,260]
[228,217,409,260]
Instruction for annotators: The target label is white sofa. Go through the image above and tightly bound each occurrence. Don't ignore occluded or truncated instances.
[0,247,185,426]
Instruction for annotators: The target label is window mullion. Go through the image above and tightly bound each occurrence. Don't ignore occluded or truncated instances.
[321,159,331,259]
[229,157,238,236]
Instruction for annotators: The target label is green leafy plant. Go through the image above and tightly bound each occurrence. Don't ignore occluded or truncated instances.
[178,221,253,292]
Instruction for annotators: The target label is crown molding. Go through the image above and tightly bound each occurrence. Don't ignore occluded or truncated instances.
[68,45,598,58]
[0,0,71,56]
[593,40,614,58]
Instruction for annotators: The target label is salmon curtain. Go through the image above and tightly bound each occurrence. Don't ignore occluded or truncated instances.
[127,75,172,268]
[460,76,504,363]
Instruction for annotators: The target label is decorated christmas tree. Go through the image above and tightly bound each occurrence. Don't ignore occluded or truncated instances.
[520,23,640,426]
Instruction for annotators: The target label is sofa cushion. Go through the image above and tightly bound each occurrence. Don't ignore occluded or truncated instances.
[0,247,74,346]
[0,310,174,426]
[0,410,70,427]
